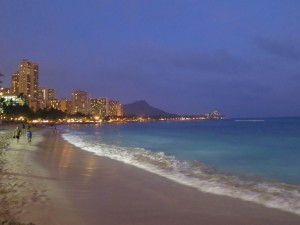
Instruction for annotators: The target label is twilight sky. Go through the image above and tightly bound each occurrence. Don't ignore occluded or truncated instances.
[1,0,300,117]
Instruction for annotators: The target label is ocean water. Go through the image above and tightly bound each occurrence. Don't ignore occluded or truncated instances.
[60,118,300,215]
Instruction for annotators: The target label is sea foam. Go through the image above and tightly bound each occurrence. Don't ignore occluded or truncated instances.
[62,131,300,215]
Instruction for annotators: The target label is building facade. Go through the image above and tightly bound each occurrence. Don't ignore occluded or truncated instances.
[48,98,71,114]
[108,100,117,116]
[0,88,13,96]
[59,98,72,114]
[39,87,56,109]
[12,59,39,110]
[0,95,25,114]
[90,98,123,117]
[71,89,90,115]
[4,60,125,117]
[90,98,108,117]
[116,102,124,116]
[11,71,19,95]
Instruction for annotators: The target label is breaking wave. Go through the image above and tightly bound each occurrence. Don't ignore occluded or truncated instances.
[62,131,300,215]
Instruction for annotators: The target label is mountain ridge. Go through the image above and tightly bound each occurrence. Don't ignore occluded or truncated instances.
[123,100,176,117]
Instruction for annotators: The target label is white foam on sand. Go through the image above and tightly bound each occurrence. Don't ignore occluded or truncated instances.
[62,132,300,216]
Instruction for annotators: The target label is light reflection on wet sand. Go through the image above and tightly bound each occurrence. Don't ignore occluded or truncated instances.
[32,131,300,225]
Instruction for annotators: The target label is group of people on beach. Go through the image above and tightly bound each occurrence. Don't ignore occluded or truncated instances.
[13,124,32,143]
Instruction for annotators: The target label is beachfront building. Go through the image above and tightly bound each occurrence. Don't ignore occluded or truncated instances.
[90,98,123,117]
[71,89,90,115]
[0,95,24,106]
[0,88,13,96]
[48,98,71,114]
[11,71,19,95]
[90,98,108,117]
[206,110,224,119]
[0,95,25,114]
[39,87,56,109]
[11,59,39,110]
[59,98,72,114]
[109,100,123,117]
[116,103,124,116]
[48,99,60,110]
[0,95,25,120]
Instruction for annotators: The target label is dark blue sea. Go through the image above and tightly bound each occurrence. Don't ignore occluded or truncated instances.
[60,118,300,215]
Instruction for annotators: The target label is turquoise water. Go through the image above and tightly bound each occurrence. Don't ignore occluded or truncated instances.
[60,118,300,215]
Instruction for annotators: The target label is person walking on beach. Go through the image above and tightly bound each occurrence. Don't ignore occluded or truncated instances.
[26,128,32,143]
[13,126,22,141]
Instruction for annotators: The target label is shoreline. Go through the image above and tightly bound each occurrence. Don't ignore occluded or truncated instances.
[1,127,300,224]
[61,123,300,216]
[0,125,41,225]
[0,126,85,225]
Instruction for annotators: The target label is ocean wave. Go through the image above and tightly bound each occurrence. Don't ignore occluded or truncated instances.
[62,132,300,215]
[235,120,265,122]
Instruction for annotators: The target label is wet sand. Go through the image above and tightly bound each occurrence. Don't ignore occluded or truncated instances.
[1,127,300,225]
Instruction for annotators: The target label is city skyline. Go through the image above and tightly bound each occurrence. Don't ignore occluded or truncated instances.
[1,59,123,117]
[1,1,300,117]
[3,58,135,112]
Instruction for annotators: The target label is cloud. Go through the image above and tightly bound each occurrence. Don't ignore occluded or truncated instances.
[256,37,300,60]
[84,43,294,116]
[130,44,254,77]
[169,50,253,75]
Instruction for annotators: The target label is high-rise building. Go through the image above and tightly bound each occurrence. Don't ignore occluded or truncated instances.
[71,89,90,115]
[0,95,25,114]
[39,87,56,109]
[90,98,123,117]
[0,87,13,96]
[59,98,72,114]
[11,71,19,95]
[90,98,109,117]
[13,59,39,110]
[108,100,123,116]
[48,98,71,114]
[116,103,124,117]
[48,99,60,110]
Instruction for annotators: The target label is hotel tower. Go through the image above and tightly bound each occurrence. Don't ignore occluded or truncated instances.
[71,89,90,115]
[12,59,39,110]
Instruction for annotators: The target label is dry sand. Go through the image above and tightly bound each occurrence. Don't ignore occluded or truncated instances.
[1,126,300,225]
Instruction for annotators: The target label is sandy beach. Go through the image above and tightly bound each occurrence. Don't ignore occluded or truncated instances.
[1,126,300,225]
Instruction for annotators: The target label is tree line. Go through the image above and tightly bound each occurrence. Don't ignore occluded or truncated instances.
[0,97,87,121]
